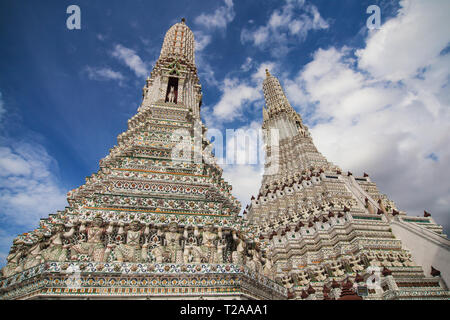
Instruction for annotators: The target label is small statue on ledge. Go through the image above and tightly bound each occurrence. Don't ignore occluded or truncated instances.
[167,86,176,103]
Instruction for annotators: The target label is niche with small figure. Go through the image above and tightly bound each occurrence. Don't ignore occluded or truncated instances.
[165,77,179,104]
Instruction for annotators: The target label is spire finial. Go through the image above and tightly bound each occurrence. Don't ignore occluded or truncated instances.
[265,69,271,77]
[181,18,186,24]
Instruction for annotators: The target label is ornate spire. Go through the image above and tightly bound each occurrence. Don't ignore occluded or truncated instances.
[257,71,336,188]
[262,71,295,116]
[158,18,195,64]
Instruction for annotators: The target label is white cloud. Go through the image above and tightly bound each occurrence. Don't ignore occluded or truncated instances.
[111,44,148,78]
[195,0,235,30]
[192,30,218,86]
[206,62,278,126]
[284,0,450,231]
[211,77,262,122]
[208,120,266,213]
[192,0,235,85]
[241,0,329,56]
[0,140,68,267]
[240,57,253,72]
[220,122,266,211]
[222,164,264,212]
[85,66,125,82]
[196,54,220,88]
[357,0,450,82]
[251,62,278,83]
[0,142,68,228]
[193,30,212,52]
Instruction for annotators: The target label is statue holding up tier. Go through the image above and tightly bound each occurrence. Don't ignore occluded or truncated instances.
[70,217,113,262]
[164,222,183,263]
[329,261,345,277]
[231,231,246,264]
[215,238,227,264]
[1,239,26,278]
[311,265,327,281]
[23,231,46,270]
[149,226,167,263]
[280,274,295,298]
[114,221,150,262]
[261,249,275,280]
[296,270,310,286]
[196,223,221,263]
[348,255,365,272]
[183,226,199,263]
[246,247,263,273]
[41,222,76,262]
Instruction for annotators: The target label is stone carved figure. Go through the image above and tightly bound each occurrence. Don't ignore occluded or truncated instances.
[182,226,198,263]
[23,231,46,270]
[70,217,112,262]
[41,222,76,262]
[348,255,365,272]
[167,86,176,103]
[164,222,183,263]
[311,265,327,281]
[296,270,310,286]
[2,239,26,278]
[246,248,262,273]
[196,224,221,263]
[261,250,275,280]
[114,221,150,262]
[330,261,345,277]
[150,229,168,263]
[231,231,246,264]
[149,223,183,263]
[280,274,295,297]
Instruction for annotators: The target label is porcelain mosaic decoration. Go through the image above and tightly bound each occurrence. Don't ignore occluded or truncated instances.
[1,19,449,300]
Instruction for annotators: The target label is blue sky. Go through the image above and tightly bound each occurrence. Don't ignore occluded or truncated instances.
[0,0,449,266]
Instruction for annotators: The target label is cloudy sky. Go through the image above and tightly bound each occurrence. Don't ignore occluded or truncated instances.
[0,0,449,266]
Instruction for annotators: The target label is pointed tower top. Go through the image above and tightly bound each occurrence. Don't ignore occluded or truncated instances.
[262,70,295,116]
[159,19,195,64]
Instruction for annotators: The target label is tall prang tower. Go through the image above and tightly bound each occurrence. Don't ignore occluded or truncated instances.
[247,70,450,300]
[0,20,286,300]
